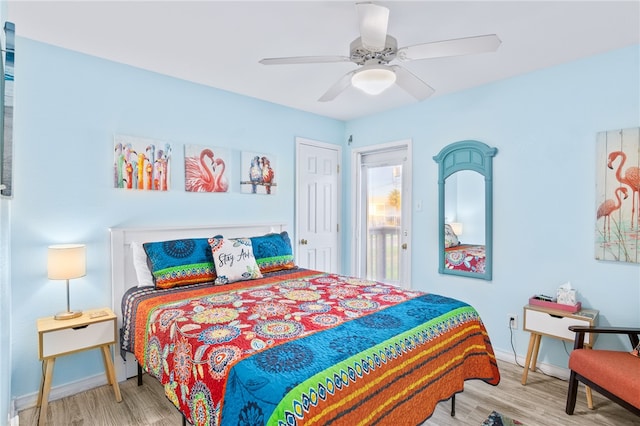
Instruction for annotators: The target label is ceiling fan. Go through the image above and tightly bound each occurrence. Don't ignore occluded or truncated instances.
[259,2,501,102]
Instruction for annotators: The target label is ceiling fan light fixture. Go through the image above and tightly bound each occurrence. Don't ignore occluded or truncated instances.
[351,67,396,95]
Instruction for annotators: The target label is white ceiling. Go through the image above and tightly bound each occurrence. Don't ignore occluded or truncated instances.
[6,1,640,121]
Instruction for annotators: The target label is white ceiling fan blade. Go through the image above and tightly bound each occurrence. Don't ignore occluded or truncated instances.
[260,56,351,65]
[390,65,435,100]
[397,34,501,61]
[357,2,389,52]
[318,70,357,102]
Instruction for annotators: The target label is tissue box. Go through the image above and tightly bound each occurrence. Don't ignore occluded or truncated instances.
[529,296,582,313]
[557,282,577,305]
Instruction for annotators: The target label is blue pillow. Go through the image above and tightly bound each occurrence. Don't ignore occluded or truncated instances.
[143,238,216,289]
[249,232,296,273]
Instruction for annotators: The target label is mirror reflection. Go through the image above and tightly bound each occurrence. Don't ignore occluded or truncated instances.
[445,170,485,245]
[433,140,497,280]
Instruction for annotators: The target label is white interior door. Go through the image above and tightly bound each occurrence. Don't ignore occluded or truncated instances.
[296,138,341,273]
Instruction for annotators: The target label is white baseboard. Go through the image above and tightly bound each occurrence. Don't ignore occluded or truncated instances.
[13,373,108,413]
[8,398,18,426]
[8,414,18,426]
[493,347,570,381]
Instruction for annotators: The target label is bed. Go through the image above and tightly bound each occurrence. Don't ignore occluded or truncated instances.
[111,224,500,425]
[444,244,486,275]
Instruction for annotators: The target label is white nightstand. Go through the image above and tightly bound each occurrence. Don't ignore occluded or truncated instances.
[36,307,122,425]
[521,304,598,407]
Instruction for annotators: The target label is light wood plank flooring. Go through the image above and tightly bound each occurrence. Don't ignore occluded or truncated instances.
[19,360,639,425]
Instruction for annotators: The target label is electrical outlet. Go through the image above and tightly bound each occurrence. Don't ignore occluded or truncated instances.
[508,314,518,329]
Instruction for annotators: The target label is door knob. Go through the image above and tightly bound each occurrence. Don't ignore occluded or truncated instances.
[401,243,407,250]
[300,239,308,245]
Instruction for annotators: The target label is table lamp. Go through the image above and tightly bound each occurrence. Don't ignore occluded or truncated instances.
[47,244,86,320]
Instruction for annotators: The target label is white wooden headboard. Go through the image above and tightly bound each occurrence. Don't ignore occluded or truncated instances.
[109,223,288,381]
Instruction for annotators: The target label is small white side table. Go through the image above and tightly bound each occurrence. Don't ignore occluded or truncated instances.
[521,304,598,408]
[36,307,122,425]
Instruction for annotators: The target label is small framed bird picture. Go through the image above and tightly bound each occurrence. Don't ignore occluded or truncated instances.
[240,151,277,195]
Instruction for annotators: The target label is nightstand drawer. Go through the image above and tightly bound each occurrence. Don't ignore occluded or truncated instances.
[40,319,115,359]
[523,308,596,345]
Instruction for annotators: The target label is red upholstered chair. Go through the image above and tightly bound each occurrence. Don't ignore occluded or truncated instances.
[565,325,640,416]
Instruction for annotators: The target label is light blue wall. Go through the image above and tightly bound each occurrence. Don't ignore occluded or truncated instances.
[0,201,9,423]
[9,38,344,399]
[344,44,640,367]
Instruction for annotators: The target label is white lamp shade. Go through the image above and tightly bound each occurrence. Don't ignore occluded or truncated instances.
[449,222,463,236]
[48,244,86,280]
[351,66,396,95]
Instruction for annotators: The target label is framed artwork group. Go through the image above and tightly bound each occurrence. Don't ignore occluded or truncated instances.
[113,134,277,195]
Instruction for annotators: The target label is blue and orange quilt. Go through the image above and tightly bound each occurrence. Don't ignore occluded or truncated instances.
[121,269,500,425]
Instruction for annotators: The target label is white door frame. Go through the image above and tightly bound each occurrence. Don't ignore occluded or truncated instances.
[351,139,412,288]
[295,137,342,273]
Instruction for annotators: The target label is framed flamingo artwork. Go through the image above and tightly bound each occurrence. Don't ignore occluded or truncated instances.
[595,127,640,263]
[184,144,230,193]
[240,151,277,195]
[113,134,172,191]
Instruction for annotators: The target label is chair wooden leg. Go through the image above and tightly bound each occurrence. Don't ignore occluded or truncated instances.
[450,394,456,417]
[565,371,579,415]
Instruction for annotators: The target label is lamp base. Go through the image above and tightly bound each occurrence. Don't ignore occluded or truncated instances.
[54,310,82,320]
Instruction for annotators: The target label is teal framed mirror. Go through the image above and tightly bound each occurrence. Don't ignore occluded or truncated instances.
[433,140,497,280]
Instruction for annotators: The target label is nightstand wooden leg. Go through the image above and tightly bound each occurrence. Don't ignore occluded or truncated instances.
[530,334,541,371]
[101,345,122,402]
[37,363,44,408]
[521,333,537,384]
[38,358,55,426]
[585,385,594,409]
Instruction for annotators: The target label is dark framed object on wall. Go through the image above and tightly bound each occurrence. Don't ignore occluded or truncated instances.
[1,22,15,197]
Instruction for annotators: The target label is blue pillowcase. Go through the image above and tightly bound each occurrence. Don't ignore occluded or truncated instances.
[143,238,216,289]
[249,232,296,273]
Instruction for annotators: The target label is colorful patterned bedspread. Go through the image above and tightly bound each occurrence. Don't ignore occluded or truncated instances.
[445,244,486,274]
[121,269,500,425]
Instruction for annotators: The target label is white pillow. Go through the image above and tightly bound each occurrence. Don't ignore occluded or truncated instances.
[131,241,154,287]
[444,224,460,248]
[210,237,263,285]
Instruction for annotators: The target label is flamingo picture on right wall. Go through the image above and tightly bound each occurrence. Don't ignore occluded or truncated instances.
[595,127,640,263]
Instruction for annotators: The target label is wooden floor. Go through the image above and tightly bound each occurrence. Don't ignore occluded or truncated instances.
[19,360,639,425]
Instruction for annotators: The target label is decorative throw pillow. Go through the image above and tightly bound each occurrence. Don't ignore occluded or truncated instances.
[131,241,154,287]
[444,224,460,248]
[209,237,263,285]
[250,232,296,273]
[143,238,216,289]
